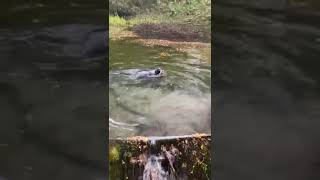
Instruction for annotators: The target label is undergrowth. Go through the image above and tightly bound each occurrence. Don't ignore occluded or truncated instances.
[109,0,211,30]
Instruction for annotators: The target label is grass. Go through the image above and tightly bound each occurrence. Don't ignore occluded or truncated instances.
[109,15,171,28]
[109,16,127,27]
[109,15,170,40]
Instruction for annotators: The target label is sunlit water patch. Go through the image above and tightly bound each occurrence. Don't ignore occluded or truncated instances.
[109,40,211,138]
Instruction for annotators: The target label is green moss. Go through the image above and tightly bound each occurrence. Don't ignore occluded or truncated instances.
[109,145,120,162]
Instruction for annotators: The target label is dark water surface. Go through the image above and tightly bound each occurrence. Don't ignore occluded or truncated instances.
[214,1,320,180]
[0,1,107,180]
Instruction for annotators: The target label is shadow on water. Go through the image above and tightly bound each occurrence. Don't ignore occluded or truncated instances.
[0,1,107,180]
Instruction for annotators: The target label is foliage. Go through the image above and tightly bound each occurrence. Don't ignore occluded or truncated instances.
[109,0,158,17]
[157,0,211,25]
[109,0,211,28]
[109,0,211,37]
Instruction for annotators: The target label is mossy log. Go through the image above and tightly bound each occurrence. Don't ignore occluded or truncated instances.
[109,134,212,180]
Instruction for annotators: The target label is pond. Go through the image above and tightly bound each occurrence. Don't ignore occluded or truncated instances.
[109,40,211,138]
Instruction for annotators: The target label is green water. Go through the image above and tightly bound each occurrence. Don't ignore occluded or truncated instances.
[109,40,211,138]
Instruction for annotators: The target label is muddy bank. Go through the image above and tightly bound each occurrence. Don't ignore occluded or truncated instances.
[109,23,211,63]
[131,23,210,43]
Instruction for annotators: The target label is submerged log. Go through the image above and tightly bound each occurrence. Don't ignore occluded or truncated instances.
[109,134,212,180]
